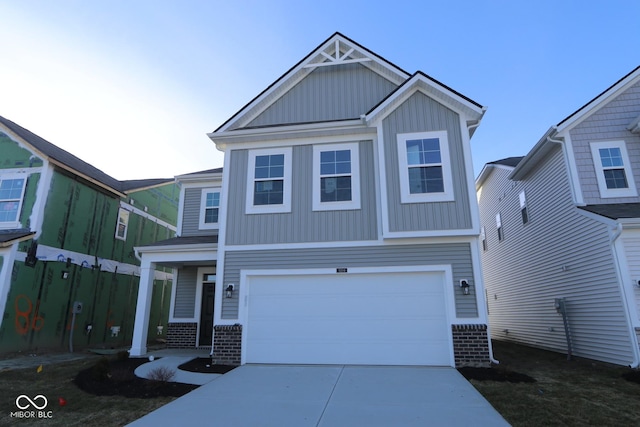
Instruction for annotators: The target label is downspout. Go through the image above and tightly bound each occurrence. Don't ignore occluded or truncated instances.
[611,223,640,368]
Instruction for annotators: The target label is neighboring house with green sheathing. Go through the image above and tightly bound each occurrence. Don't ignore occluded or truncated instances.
[0,116,179,353]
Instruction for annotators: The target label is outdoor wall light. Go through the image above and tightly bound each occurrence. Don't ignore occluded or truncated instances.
[225,284,235,298]
[459,279,470,295]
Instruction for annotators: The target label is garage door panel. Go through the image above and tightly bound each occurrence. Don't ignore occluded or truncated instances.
[245,271,451,366]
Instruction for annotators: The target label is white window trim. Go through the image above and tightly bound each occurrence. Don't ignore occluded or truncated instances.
[0,173,28,229]
[397,130,454,203]
[246,147,292,214]
[519,190,528,224]
[199,188,221,230]
[496,213,503,241]
[312,142,361,211]
[590,140,638,198]
[115,207,130,241]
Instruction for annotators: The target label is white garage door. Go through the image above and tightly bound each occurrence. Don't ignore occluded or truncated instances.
[244,271,451,366]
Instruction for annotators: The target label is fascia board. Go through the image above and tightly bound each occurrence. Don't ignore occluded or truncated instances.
[509,127,559,181]
[214,33,411,133]
[135,243,217,257]
[210,120,372,148]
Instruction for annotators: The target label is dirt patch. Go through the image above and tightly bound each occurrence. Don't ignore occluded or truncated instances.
[74,357,198,398]
[458,366,536,383]
[177,358,237,374]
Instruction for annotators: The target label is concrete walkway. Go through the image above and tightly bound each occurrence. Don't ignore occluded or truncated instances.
[128,365,510,427]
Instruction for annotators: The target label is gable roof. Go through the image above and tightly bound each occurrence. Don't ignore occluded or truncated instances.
[557,65,640,130]
[0,116,173,196]
[475,156,524,190]
[212,32,413,133]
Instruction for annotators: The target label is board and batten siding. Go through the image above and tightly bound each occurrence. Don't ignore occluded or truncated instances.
[383,91,472,232]
[245,63,398,128]
[570,80,640,205]
[479,145,634,365]
[225,141,378,245]
[220,243,478,319]
[173,266,198,318]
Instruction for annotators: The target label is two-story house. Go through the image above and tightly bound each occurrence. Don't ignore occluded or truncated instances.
[0,116,178,353]
[131,33,494,368]
[476,65,640,366]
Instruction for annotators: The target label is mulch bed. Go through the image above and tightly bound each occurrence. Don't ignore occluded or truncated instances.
[177,358,236,374]
[458,366,536,383]
[74,357,198,398]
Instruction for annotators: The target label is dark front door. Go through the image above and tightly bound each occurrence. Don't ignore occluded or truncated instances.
[199,283,215,346]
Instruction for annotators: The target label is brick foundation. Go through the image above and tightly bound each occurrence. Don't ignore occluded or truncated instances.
[166,322,197,349]
[452,324,491,367]
[212,324,242,365]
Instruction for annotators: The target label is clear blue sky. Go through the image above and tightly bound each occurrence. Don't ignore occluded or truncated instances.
[1,1,638,180]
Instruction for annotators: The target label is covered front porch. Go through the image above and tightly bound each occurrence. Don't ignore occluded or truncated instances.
[131,235,217,356]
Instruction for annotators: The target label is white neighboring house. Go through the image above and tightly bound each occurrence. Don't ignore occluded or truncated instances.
[476,65,640,366]
[133,32,493,367]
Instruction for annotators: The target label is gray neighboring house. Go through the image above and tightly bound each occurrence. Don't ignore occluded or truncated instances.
[131,168,221,356]
[476,65,640,366]
[133,32,494,367]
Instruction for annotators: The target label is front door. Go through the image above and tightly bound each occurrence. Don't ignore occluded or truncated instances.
[199,283,215,346]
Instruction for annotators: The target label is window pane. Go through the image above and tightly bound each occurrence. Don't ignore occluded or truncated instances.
[321,176,352,202]
[255,155,285,179]
[408,166,444,194]
[206,192,220,208]
[320,150,351,176]
[320,151,335,163]
[406,139,441,166]
[335,150,351,162]
[0,179,25,200]
[204,207,219,223]
[254,180,283,205]
[0,201,19,222]
[599,148,624,167]
[604,169,628,189]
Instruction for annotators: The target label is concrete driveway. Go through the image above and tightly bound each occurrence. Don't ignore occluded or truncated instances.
[128,365,509,427]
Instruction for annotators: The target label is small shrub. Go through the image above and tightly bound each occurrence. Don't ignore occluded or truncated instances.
[91,357,111,381]
[147,366,176,382]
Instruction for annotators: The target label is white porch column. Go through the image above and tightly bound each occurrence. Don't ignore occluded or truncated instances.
[130,259,155,356]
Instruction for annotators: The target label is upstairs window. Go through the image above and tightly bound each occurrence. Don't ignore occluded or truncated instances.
[0,175,27,228]
[481,226,487,251]
[199,189,221,229]
[519,191,529,225]
[312,143,360,211]
[397,130,454,203]
[115,208,130,240]
[246,148,292,214]
[496,213,503,242]
[590,141,637,198]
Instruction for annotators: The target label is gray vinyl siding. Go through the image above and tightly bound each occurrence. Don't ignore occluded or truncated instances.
[220,243,478,319]
[245,63,398,128]
[173,266,197,318]
[383,91,472,232]
[225,141,378,245]
[478,145,634,365]
[181,187,219,237]
[571,80,640,204]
